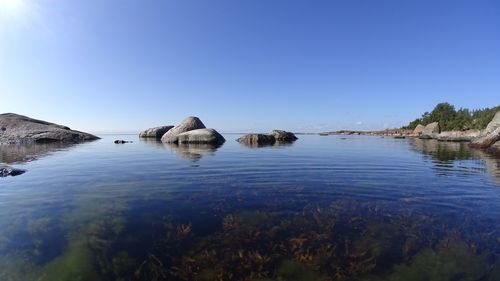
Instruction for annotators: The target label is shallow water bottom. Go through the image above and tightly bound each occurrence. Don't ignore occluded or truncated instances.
[1,135,499,280]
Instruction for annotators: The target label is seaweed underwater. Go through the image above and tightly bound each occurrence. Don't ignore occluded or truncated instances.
[2,193,500,281]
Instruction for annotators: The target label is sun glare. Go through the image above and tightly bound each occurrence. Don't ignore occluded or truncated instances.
[0,0,27,16]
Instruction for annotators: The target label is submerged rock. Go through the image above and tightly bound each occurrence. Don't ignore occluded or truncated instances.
[0,165,26,177]
[139,126,173,139]
[114,140,132,144]
[0,113,99,144]
[470,111,500,149]
[161,116,224,145]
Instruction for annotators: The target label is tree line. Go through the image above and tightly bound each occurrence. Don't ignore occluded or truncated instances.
[403,102,500,131]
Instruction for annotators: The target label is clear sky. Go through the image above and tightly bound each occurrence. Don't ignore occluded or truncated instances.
[1,0,499,133]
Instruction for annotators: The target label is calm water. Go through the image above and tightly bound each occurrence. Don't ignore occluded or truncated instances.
[1,135,499,281]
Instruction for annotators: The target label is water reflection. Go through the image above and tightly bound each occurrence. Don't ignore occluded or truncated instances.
[138,138,164,149]
[139,138,222,162]
[164,143,221,162]
[237,141,295,148]
[0,143,75,164]
[409,138,500,182]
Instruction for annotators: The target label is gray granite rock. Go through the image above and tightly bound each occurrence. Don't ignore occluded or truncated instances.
[434,130,481,142]
[0,113,99,144]
[236,134,276,146]
[175,128,225,145]
[413,124,425,135]
[271,130,298,142]
[237,130,298,147]
[160,117,224,144]
[470,111,500,149]
[161,116,206,143]
[420,122,440,139]
[139,126,173,139]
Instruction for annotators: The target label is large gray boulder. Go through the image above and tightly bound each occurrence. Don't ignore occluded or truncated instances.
[237,130,298,147]
[139,126,173,139]
[420,122,440,139]
[413,124,425,135]
[161,116,224,145]
[236,134,276,146]
[470,111,500,149]
[175,128,225,145]
[271,130,298,142]
[161,116,206,143]
[0,113,99,144]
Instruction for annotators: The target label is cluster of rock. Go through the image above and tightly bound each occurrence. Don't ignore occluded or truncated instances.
[237,130,298,147]
[140,116,225,145]
[470,111,500,152]
[323,129,413,137]
[414,121,484,142]
[0,165,26,177]
[0,113,99,144]
[408,111,500,153]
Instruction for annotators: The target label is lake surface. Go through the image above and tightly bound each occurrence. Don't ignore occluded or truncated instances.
[1,134,499,281]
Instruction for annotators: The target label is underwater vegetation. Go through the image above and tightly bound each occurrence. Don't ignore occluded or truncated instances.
[1,196,499,281]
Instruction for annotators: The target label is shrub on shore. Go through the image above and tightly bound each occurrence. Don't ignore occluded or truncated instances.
[403,102,500,131]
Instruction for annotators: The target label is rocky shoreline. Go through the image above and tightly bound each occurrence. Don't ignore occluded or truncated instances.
[0,113,99,144]
[320,111,500,154]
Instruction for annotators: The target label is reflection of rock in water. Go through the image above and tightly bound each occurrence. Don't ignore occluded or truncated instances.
[164,143,221,162]
[409,138,475,161]
[138,138,164,149]
[238,140,295,148]
[409,138,500,183]
[0,142,75,164]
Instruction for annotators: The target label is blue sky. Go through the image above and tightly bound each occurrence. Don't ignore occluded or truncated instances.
[1,0,499,133]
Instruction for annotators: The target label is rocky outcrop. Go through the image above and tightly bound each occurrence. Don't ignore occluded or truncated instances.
[413,124,425,135]
[0,165,26,177]
[161,116,225,145]
[236,134,277,146]
[139,126,173,139]
[420,122,440,139]
[114,140,132,144]
[434,130,481,142]
[324,129,413,137]
[175,128,225,145]
[470,111,500,149]
[237,130,298,147]
[0,113,99,144]
[272,130,298,142]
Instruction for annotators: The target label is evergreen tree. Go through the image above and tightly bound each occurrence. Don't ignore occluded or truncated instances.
[403,103,499,131]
